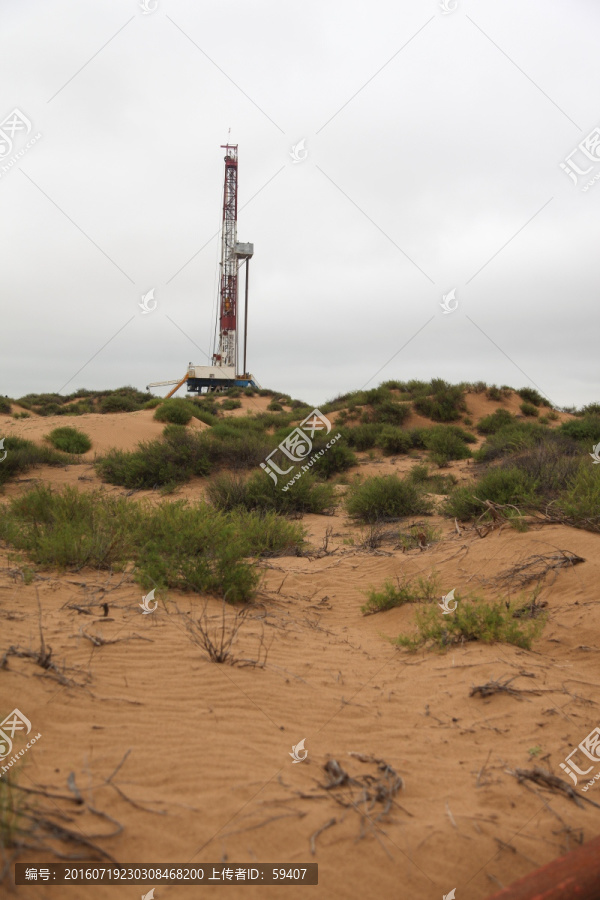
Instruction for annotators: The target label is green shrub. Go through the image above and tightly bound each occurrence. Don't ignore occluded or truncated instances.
[475,422,551,462]
[518,387,547,407]
[96,430,211,489]
[220,398,242,410]
[268,401,284,411]
[398,523,442,550]
[395,593,546,650]
[520,402,539,417]
[0,436,73,487]
[309,439,357,478]
[559,415,600,443]
[199,425,273,470]
[445,467,538,520]
[424,425,473,466]
[12,412,30,419]
[371,399,411,426]
[477,408,516,435]
[378,427,412,455]
[47,426,91,454]
[485,386,503,402]
[345,423,383,451]
[0,397,11,414]
[407,463,457,495]
[346,474,432,523]
[209,470,335,515]
[362,572,440,615]
[0,485,294,602]
[153,398,194,425]
[556,461,600,529]
[413,381,466,422]
[99,394,138,413]
[144,398,162,409]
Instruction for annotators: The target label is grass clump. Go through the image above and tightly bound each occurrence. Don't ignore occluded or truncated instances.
[413,380,466,422]
[370,399,411,426]
[398,523,442,550]
[208,471,335,516]
[445,467,538,520]
[0,436,74,488]
[345,423,383,451]
[520,401,539,418]
[559,414,600,443]
[395,593,546,650]
[47,426,91,454]
[96,428,211,489]
[407,463,457,494]
[0,485,304,602]
[423,425,474,466]
[99,394,139,413]
[346,474,432,523]
[378,427,412,455]
[0,397,11,414]
[220,398,242,410]
[517,387,548,407]
[362,572,440,615]
[477,408,516,435]
[555,461,600,528]
[153,398,195,425]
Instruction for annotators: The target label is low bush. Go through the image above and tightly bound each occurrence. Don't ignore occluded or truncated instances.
[99,394,139,413]
[361,572,440,615]
[47,426,91,454]
[209,470,335,516]
[395,593,546,650]
[520,402,539,417]
[346,474,432,523]
[378,427,412,455]
[0,397,12,414]
[413,380,466,422]
[556,461,600,529]
[309,439,357,479]
[445,467,538,520]
[220,398,242,410]
[477,408,516,435]
[398,523,442,550]
[0,436,73,487]
[96,429,211,489]
[475,422,551,462]
[371,399,411,426]
[144,398,162,409]
[153,398,194,425]
[0,485,302,602]
[559,415,600,443]
[407,463,457,495]
[423,425,473,466]
[518,387,548,407]
[345,423,383,451]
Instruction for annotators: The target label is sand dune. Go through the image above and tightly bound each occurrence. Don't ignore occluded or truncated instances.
[1,392,599,899]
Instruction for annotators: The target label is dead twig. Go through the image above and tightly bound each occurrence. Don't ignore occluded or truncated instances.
[309,817,337,855]
[510,766,600,809]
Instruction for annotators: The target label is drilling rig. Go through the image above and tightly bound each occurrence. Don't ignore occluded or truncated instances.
[147,144,258,397]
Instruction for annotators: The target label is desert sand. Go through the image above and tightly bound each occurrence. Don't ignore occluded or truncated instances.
[1,392,599,899]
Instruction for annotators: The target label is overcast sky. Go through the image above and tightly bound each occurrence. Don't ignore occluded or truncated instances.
[1,0,599,408]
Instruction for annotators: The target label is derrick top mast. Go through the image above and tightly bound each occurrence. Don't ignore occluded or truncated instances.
[213,143,238,370]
